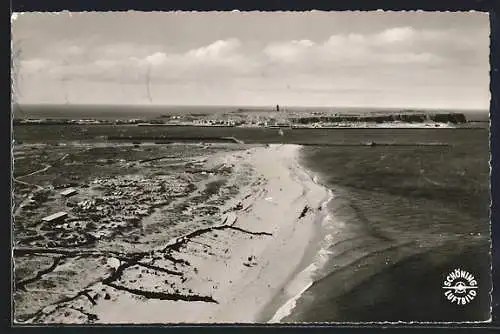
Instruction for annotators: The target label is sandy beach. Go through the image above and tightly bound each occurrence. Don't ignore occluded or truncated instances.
[25,144,331,324]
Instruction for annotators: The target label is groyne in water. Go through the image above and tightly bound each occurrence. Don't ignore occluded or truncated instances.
[291,142,452,147]
[108,135,449,147]
[107,136,244,144]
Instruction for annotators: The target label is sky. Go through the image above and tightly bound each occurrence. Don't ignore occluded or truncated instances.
[11,11,490,109]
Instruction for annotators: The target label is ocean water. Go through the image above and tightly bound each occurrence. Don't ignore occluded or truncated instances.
[282,128,491,322]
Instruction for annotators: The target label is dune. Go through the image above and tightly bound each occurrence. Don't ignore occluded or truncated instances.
[28,144,331,324]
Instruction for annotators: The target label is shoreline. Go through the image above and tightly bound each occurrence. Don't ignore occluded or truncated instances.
[263,159,336,323]
[24,144,333,324]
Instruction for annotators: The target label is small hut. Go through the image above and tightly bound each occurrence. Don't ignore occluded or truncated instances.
[60,188,78,198]
[42,211,68,223]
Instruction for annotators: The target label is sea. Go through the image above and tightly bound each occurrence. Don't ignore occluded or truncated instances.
[13,104,492,322]
[283,128,491,322]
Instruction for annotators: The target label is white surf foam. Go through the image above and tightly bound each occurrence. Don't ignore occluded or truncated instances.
[268,189,342,323]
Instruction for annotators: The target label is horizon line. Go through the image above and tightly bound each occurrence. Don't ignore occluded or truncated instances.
[13,103,490,112]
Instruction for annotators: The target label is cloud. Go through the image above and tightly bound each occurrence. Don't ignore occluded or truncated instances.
[263,27,453,68]
[64,45,85,56]
[264,39,315,62]
[17,27,477,83]
[15,26,488,108]
[19,58,54,73]
[376,27,415,43]
[383,52,442,64]
[17,38,251,85]
[99,43,142,59]
[144,52,168,65]
[186,38,241,59]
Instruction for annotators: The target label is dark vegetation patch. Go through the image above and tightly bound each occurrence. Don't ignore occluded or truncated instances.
[204,179,227,197]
